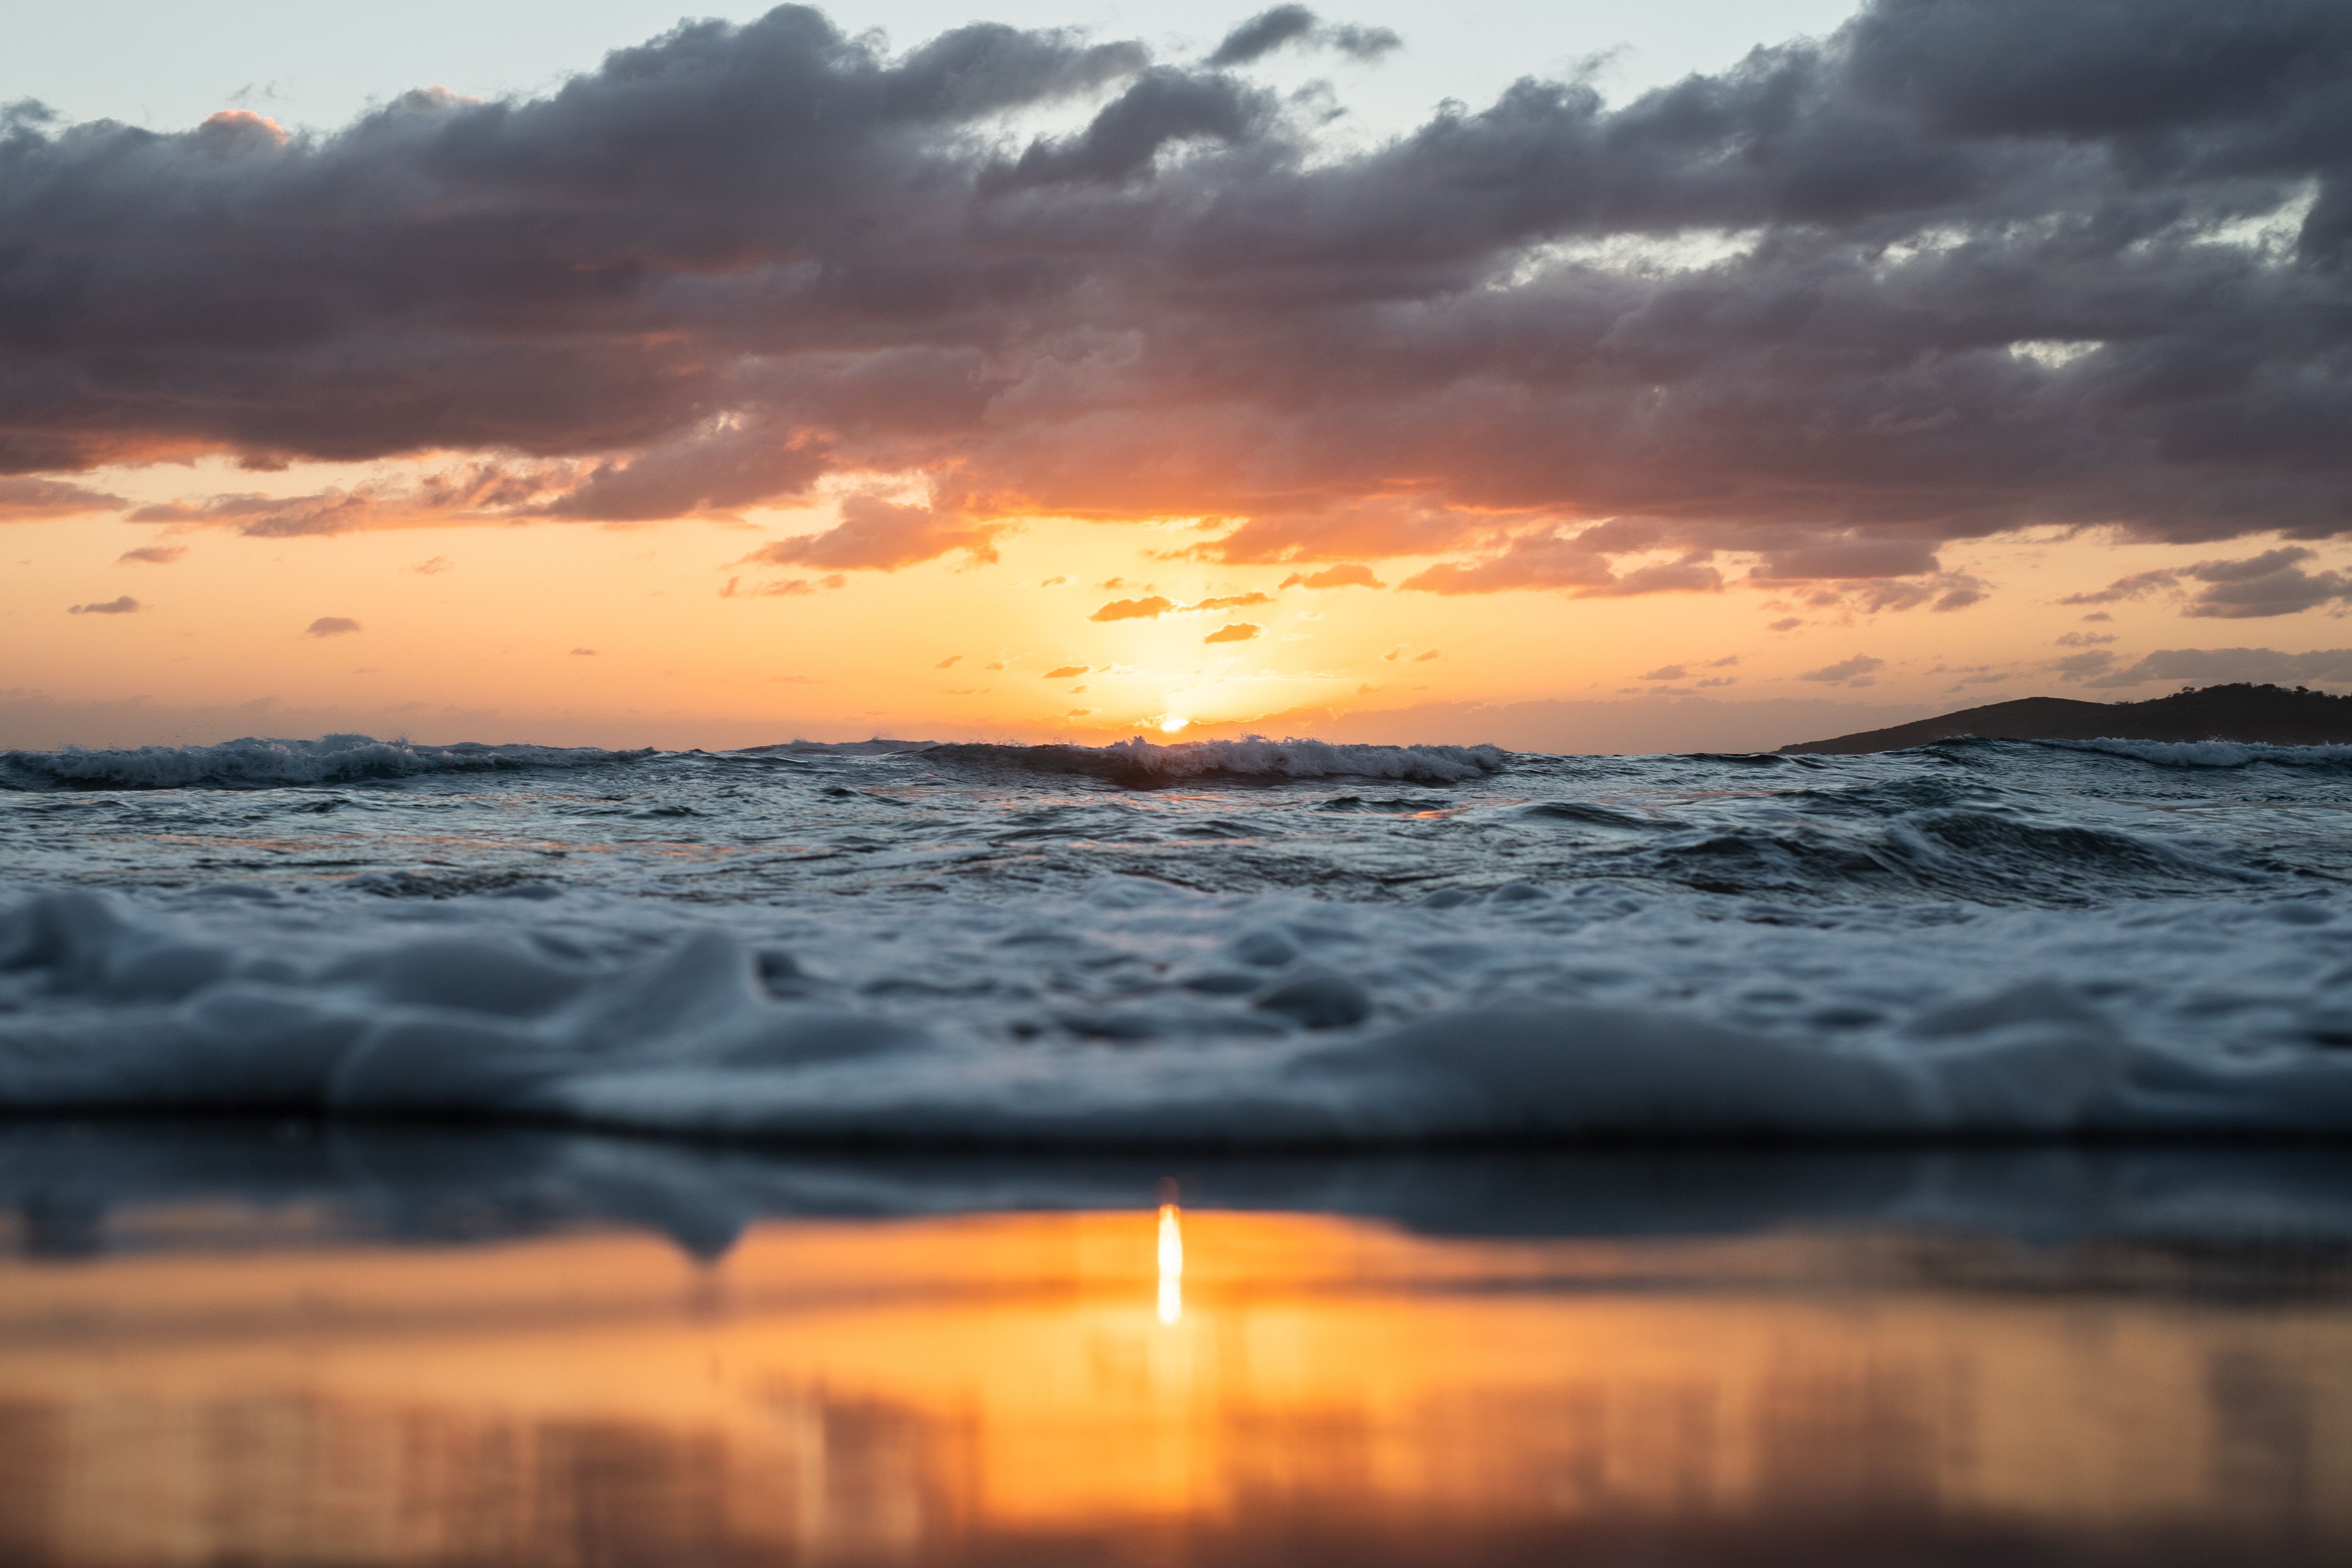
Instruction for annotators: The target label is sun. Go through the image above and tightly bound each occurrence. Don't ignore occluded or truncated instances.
[1158,714,1190,735]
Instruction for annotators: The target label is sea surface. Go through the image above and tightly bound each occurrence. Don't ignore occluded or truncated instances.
[7,730,2352,1142]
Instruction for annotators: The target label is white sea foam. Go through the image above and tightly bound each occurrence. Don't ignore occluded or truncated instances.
[0,733,652,790]
[7,878,2352,1143]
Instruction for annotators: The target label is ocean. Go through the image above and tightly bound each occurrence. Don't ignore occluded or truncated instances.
[7,730,2352,1143]
[8,730,2352,1567]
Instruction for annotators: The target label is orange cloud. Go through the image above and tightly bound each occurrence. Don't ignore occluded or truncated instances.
[1279,564,1383,590]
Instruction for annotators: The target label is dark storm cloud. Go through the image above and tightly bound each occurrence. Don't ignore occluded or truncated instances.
[4,1,2351,598]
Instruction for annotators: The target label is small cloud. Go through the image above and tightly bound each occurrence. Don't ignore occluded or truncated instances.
[1278,564,1385,590]
[1064,708,1094,717]
[1641,664,1688,681]
[1768,617,1803,632]
[1097,577,1128,590]
[1044,664,1090,678]
[936,654,963,668]
[570,647,598,656]
[2,476,127,520]
[1191,591,1274,610]
[305,616,362,638]
[2084,646,2352,689]
[67,596,140,615]
[2080,611,2113,622]
[985,661,1004,670]
[1207,7,1401,67]
[413,556,454,575]
[1040,576,1067,587]
[1356,683,1380,694]
[117,546,185,565]
[2052,649,2119,680]
[2055,631,2116,647]
[1413,649,1439,661]
[1091,595,1176,622]
[1800,653,1883,686]
[1204,622,1260,643]
[1706,655,1740,668]
[2060,548,2352,620]
[1696,676,1737,688]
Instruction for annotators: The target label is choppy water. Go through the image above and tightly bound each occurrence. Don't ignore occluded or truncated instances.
[8,732,2352,1141]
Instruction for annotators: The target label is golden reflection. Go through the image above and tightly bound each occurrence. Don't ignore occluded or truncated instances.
[1156,1203,1183,1326]
[0,1210,2347,1566]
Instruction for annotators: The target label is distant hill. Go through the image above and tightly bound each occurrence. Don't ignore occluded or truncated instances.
[1779,683,2352,755]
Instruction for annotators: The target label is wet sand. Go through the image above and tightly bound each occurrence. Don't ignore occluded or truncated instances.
[1,1130,2348,1566]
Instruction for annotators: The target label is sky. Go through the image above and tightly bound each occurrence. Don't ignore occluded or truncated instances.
[4,0,2350,751]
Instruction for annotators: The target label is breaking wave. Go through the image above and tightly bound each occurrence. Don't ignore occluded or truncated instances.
[2038,737,2352,769]
[0,734,653,791]
[916,736,1510,786]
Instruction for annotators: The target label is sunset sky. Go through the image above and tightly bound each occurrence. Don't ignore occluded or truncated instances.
[6,0,2349,751]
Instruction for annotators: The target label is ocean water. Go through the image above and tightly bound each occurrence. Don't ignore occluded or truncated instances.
[8,731,2352,1143]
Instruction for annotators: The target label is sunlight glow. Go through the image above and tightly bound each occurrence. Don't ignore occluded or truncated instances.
[1157,715,1190,735]
[1156,1203,1183,1325]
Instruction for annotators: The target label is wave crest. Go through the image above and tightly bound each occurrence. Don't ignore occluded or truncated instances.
[920,736,1508,786]
[0,733,652,791]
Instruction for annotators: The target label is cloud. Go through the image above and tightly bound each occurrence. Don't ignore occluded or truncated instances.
[2062,547,2352,618]
[2,0,2349,585]
[935,654,963,667]
[1401,528,1724,598]
[1190,591,1273,610]
[570,647,597,655]
[2051,649,2119,681]
[67,596,139,615]
[1642,664,1690,681]
[2,477,124,520]
[1279,564,1383,590]
[739,495,1007,572]
[413,556,454,574]
[1044,664,1089,678]
[116,545,185,565]
[721,573,842,597]
[2086,646,2352,688]
[2055,631,2116,646]
[1204,7,1400,68]
[2180,548,2352,618]
[1413,649,1439,661]
[1767,617,1802,632]
[304,617,362,637]
[1203,622,1260,643]
[1800,653,1885,686]
[1091,595,1176,621]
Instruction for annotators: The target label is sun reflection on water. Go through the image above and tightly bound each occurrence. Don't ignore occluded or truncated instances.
[1156,1202,1183,1325]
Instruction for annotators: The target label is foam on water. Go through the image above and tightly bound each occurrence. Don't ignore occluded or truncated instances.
[5,731,2352,1144]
